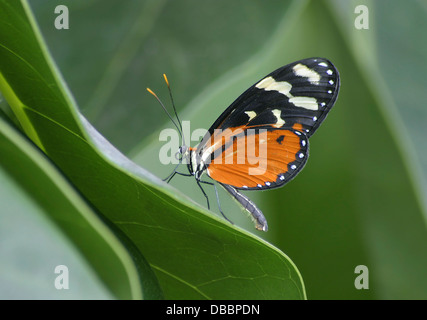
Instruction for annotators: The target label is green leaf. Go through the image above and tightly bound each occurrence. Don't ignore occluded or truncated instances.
[0,113,144,299]
[0,0,305,299]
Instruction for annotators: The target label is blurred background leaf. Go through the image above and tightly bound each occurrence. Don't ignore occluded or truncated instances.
[1,0,426,299]
[0,115,111,299]
[0,113,141,299]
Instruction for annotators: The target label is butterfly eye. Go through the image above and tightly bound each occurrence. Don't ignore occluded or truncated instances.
[180,145,188,155]
[175,146,187,161]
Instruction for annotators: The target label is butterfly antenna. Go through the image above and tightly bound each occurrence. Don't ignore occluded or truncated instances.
[163,74,185,145]
[146,87,183,140]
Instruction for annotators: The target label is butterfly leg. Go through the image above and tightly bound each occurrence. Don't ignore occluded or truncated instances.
[164,170,192,183]
[162,162,181,182]
[196,179,211,210]
[198,180,234,225]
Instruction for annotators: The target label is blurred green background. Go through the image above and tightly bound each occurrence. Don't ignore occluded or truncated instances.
[1,0,427,299]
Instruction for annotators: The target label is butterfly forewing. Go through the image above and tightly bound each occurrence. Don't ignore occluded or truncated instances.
[200,57,339,141]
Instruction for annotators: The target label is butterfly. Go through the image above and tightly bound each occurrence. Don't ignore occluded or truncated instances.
[148,57,340,231]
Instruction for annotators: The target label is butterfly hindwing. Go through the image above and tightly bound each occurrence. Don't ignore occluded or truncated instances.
[205,126,309,190]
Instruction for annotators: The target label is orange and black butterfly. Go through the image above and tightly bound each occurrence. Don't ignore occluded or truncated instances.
[148,57,340,231]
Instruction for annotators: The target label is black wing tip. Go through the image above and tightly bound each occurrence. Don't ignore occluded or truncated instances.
[270,57,340,91]
[304,57,340,83]
[292,57,340,77]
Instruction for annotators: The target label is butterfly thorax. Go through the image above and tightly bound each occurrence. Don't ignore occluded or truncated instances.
[187,147,207,180]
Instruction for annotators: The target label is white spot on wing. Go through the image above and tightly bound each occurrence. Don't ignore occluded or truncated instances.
[256,76,292,96]
[289,97,318,110]
[245,111,257,122]
[293,63,321,85]
[256,76,318,110]
[327,69,333,75]
[318,62,328,67]
[272,109,285,128]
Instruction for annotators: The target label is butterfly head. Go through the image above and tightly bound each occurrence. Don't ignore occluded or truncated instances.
[175,144,198,178]
[175,145,188,161]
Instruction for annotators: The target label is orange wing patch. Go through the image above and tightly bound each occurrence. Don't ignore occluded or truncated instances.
[292,122,303,131]
[206,128,307,189]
